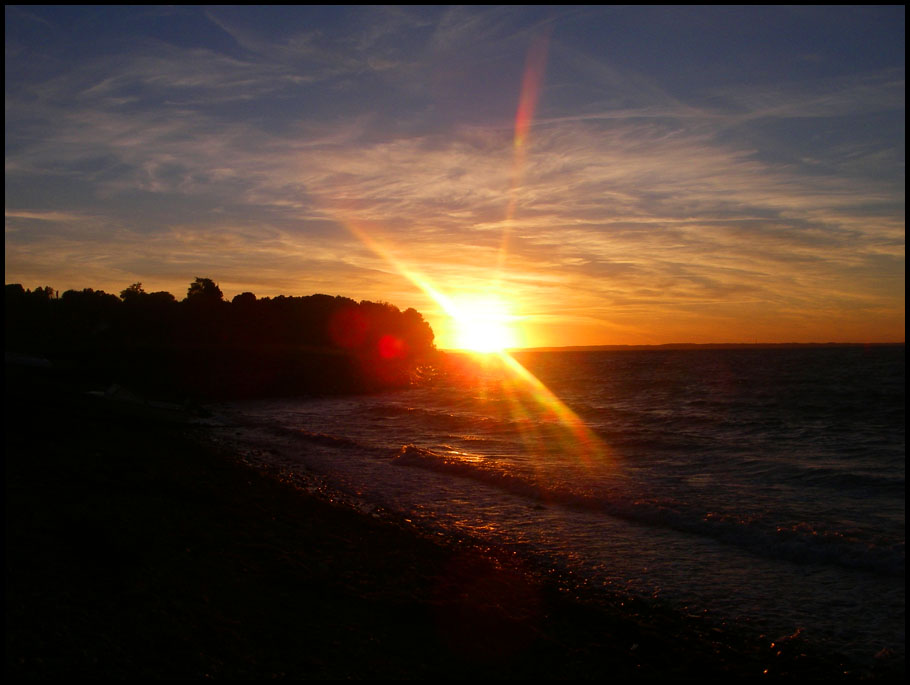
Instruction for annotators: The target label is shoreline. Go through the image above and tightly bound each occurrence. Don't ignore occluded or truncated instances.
[6,370,899,679]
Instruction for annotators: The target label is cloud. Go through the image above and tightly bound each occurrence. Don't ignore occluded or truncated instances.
[707,69,905,121]
[5,6,904,344]
[5,210,87,223]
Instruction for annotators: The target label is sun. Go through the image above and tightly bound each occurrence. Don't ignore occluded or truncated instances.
[449,295,519,353]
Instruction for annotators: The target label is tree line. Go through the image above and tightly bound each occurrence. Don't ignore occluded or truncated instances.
[6,278,436,398]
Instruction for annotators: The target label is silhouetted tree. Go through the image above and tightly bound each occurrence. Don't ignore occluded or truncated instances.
[231,292,257,307]
[60,287,119,306]
[402,307,435,355]
[147,291,176,306]
[6,277,436,398]
[6,283,26,300]
[120,282,146,303]
[186,277,223,304]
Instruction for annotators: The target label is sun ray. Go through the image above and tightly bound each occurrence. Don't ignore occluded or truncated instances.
[324,30,608,470]
[335,213,611,467]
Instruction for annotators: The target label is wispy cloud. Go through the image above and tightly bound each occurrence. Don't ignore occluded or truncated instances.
[5,6,904,344]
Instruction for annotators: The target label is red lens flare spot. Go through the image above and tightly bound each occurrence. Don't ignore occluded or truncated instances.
[378,334,406,359]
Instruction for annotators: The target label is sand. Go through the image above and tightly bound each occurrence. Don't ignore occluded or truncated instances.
[6,365,888,679]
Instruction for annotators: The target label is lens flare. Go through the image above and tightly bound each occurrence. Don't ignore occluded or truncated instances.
[513,31,550,154]
[499,30,550,274]
[324,29,609,469]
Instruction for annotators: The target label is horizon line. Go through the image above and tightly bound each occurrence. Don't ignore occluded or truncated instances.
[442,341,905,353]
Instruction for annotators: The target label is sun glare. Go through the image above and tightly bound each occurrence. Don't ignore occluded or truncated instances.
[450,295,519,353]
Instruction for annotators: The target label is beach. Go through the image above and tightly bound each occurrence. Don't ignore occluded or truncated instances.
[5,365,895,679]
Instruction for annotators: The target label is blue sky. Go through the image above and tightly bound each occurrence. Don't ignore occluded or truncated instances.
[5,5,904,346]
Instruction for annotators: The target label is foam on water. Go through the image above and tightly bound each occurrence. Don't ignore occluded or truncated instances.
[208,346,905,668]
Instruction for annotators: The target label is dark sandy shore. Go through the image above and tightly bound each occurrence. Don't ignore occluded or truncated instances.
[5,366,894,679]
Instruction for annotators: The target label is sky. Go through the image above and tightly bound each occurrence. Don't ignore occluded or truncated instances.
[5,5,905,348]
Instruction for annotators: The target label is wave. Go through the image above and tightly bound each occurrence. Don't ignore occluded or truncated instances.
[389,444,904,577]
[359,402,510,434]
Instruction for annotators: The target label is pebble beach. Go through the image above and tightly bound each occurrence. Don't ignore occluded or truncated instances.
[5,365,895,679]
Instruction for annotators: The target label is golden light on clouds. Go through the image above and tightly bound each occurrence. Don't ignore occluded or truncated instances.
[4,7,904,346]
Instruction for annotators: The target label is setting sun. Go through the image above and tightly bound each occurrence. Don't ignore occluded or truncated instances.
[449,295,520,352]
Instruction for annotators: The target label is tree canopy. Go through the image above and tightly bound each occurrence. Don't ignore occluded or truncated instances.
[186,277,223,304]
[5,278,436,398]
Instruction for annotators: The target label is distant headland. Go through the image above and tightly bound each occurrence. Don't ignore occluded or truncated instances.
[5,279,437,399]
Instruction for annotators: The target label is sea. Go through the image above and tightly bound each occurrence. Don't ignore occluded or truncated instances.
[204,345,905,669]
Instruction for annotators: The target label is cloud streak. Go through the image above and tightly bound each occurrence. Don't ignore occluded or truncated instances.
[5,6,904,345]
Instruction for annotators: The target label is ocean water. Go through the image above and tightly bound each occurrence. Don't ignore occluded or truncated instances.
[206,346,904,668]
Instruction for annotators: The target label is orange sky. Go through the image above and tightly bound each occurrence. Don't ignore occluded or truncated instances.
[5,7,905,348]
